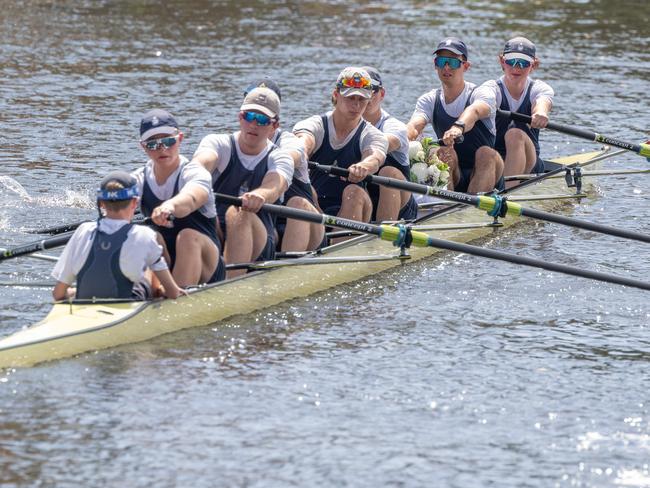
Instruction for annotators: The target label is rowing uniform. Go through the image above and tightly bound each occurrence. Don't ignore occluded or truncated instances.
[412,81,498,192]
[367,109,418,221]
[490,76,554,173]
[132,155,224,283]
[194,132,294,261]
[52,218,167,300]
[293,111,388,215]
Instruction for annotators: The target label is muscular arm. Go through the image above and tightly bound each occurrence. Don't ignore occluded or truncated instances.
[531,97,552,128]
[150,184,208,226]
[384,133,402,153]
[154,269,186,299]
[348,148,386,183]
[406,114,427,141]
[294,131,317,158]
[192,149,219,174]
[241,172,288,212]
[442,100,491,146]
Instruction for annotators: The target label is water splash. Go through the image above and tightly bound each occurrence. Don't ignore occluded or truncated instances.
[0,176,32,203]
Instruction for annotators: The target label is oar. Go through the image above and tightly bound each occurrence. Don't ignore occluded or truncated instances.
[215,193,650,291]
[497,109,650,160]
[3,217,156,261]
[1,232,75,261]
[27,212,145,235]
[308,162,650,244]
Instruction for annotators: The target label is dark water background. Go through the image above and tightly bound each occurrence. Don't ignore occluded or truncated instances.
[1,1,649,486]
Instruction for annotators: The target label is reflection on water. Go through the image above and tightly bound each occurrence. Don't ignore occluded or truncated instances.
[1,1,650,486]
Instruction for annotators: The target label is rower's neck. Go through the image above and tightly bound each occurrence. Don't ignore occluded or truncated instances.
[153,156,181,185]
[363,107,381,126]
[238,136,267,156]
[504,77,527,100]
[441,80,466,104]
[332,110,361,140]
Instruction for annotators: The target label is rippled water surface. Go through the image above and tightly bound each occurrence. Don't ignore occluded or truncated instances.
[1,1,649,486]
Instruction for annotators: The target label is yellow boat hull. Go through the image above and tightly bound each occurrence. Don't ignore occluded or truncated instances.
[0,150,606,368]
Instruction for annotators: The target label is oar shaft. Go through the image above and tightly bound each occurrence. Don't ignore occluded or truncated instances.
[518,206,650,243]
[498,109,650,157]
[1,232,74,260]
[426,235,650,292]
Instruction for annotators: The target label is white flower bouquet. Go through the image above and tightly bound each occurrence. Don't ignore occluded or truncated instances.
[408,137,449,188]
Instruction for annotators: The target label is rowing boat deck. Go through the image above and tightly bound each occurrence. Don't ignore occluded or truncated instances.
[0,150,606,368]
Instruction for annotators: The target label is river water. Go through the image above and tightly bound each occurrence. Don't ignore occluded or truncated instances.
[1,1,649,486]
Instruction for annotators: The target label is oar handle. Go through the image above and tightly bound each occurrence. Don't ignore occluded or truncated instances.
[497,109,650,158]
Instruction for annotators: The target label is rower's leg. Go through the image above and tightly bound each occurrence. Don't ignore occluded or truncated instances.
[436,147,460,191]
[468,147,504,194]
[172,228,219,287]
[224,206,268,278]
[503,128,537,189]
[333,185,372,243]
[281,196,325,252]
[375,166,411,222]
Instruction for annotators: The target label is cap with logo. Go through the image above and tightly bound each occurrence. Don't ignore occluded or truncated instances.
[139,109,179,141]
[433,37,469,59]
[502,37,536,63]
[244,77,282,101]
[240,87,281,119]
[97,171,139,201]
[362,66,383,89]
[335,67,373,99]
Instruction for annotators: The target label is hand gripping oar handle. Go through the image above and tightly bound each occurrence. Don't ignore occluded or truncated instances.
[497,109,650,159]
[214,193,650,291]
[308,162,650,244]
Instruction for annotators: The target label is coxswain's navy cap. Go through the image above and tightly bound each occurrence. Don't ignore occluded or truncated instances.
[244,77,282,101]
[97,171,139,201]
[139,109,179,141]
[433,37,469,59]
[362,66,383,89]
[502,37,536,62]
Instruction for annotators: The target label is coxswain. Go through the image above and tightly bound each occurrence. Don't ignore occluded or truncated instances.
[52,171,184,300]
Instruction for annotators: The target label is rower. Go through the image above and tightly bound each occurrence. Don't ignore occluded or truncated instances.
[293,67,388,230]
[243,78,324,253]
[492,37,554,188]
[361,66,418,222]
[51,171,184,301]
[133,109,224,287]
[191,87,294,278]
[406,37,504,193]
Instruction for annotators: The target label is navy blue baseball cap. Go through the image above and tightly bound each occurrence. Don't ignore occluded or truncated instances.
[503,37,536,62]
[433,37,469,59]
[244,77,282,101]
[139,109,179,141]
[97,171,139,201]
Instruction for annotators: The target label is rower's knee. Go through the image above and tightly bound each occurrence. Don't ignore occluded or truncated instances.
[175,228,201,248]
[378,166,405,181]
[504,127,528,147]
[286,196,314,212]
[342,184,369,203]
[475,146,503,170]
[225,205,251,226]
